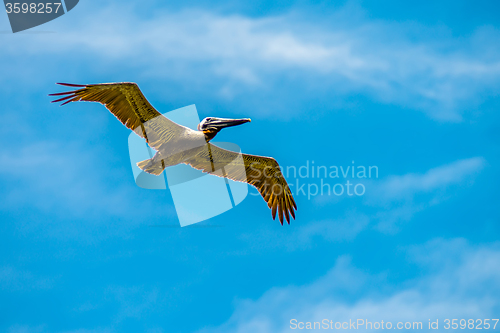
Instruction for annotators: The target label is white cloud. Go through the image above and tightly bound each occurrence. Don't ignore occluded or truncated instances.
[299,213,370,243]
[296,157,486,241]
[239,157,487,249]
[2,5,500,120]
[0,140,136,217]
[238,211,371,252]
[198,238,500,333]
[367,157,485,233]
[378,157,486,201]
[0,137,177,241]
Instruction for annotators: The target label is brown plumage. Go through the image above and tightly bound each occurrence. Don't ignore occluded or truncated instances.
[186,144,297,224]
[50,82,297,224]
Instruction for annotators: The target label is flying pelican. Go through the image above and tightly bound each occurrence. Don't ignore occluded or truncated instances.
[50,82,297,224]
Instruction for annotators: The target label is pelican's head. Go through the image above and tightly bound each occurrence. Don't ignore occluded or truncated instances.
[198,117,251,141]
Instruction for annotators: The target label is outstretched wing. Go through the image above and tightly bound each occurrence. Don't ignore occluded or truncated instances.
[49,82,186,150]
[184,143,297,225]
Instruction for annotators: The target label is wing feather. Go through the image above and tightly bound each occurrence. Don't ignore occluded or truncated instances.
[184,143,297,224]
[50,82,185,150]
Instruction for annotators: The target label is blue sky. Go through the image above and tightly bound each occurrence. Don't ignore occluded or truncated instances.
[1,0,500,332]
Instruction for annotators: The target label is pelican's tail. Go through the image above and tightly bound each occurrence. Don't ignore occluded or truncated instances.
[137,158,165,176]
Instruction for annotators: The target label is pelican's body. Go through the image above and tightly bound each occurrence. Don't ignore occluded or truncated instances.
[137,121,207,173]
[50,82,297,224]
[135,115,252,175]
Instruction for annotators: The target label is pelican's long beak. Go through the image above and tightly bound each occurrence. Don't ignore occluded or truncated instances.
[211,118,251,129]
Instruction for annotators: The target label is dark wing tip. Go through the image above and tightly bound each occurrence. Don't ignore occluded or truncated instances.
[278,202,284,225]
[271,201,278,220]
[56,83,86,87]
[50,94,77,104]
[60,99,75,106]
[50,83,86,105]
[289,205,296,220]
[49,91,77,96]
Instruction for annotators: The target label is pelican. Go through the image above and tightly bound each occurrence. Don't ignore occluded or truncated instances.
[50,82,297,224]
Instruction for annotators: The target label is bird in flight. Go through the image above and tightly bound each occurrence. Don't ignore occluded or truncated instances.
[50,82,296,224]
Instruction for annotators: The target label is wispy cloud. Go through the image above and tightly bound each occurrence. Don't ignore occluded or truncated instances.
[290,157,486,243]
[0,136,177,241]
[377,157,486,201]
[370,157,485,232]
[2,5,500,120]
[198,238,500,333]
[0,140,137,218]
[238,211,371,252]
[299,212,370,243]
[241,157,486,250]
